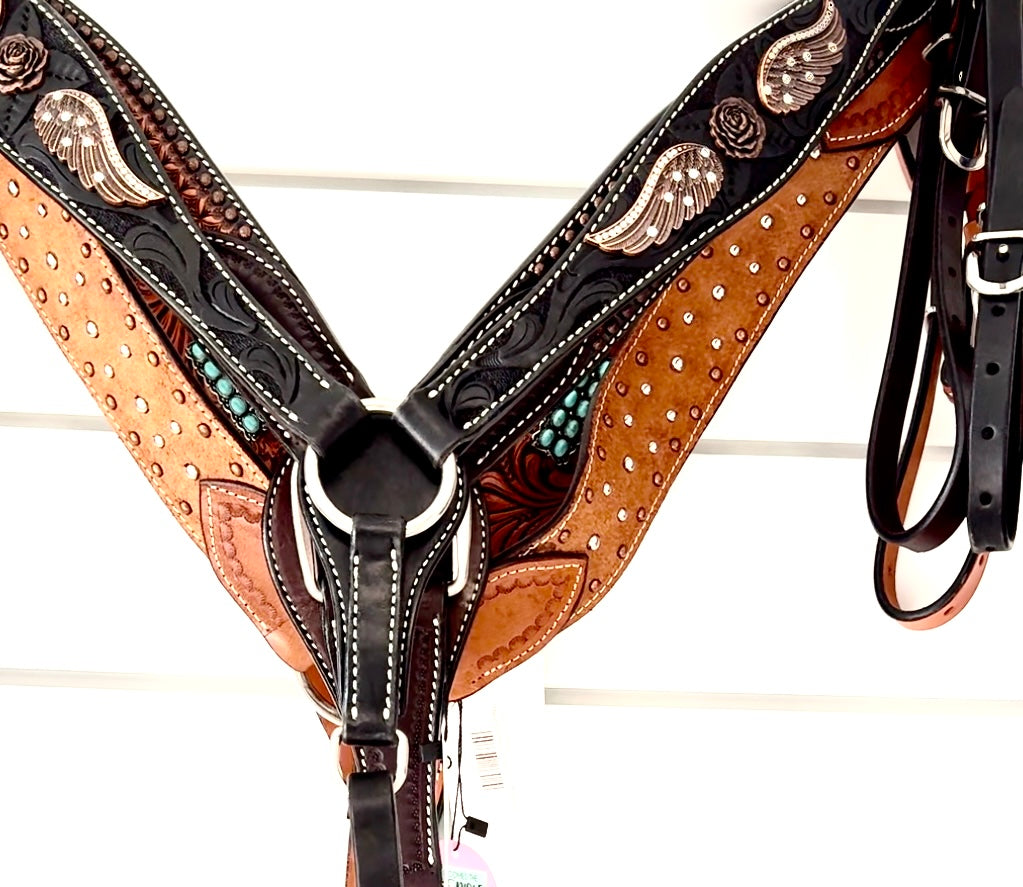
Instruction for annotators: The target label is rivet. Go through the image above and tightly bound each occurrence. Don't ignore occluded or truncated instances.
[824,191,837,205]
[198,423,212,438]
[998,243,1010,256]
[124,315,136,330]
[602,413,614,428]
[711,337,722,350]
[101,279,112,294]
[37,204,46,217]
[712,285,725,300]
[75,272,86,286]
[617,545,628,560]
[700,246,714,259]
[18,226,28,239]
[736,329,749,342]
[656,317,670,331]
[666,410,678,422]
[18,258,28,273]
[710,367,723,381]
[653,472,664,487]
[104,364,114,378]
[796,194,808,206]
[229,462,244,478]
[588,579,601,593]
[749,262,761,274]
[846,156,859,170]
[596,445,607,461]
[676,278,691,292]
[623,456,635,472]
[757,292,771,307]
[690,406,703,420]
[104,394,116,409]
[670,438,682,452]
[810,147,821,159]
[35,288,46,303]
[82,362,94,377]
[7,180,18,196]
[648,441,658,454]
[583,488,594,504]
[637,507,648,522]
[558,529,571,543]
[151,463,163,477]
[58,292,69,305]
[57,324,69,340]
[778,257,791,271]
[81,243,91,258]
[729,244,741,256]
[173,390,185,404]
[179,501,192,515]
[602,483,612,496]
[0,224,7,239]
[120,344,131,357]
[135,396,149,413]
[128,432,140,446]
[683,312,694,325]
[617,508,628,522]
[801,225,814,239]
[760,214,773,229]
[153,435,165,448]
[185,464,199,480]
[61,210,71,222]
[635,351,648,366]
[624,414,634,427]
[641,383,652,396]
[146,351,160,367]
[615,381,628,396]
[587,534,601,551]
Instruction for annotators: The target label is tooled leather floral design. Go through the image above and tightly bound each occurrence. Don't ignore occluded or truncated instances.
[709,97,766,159]
[479,437,575,559]
[0,34,47,94]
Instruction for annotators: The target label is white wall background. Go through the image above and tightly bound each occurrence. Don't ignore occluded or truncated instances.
[2,2,1020,885]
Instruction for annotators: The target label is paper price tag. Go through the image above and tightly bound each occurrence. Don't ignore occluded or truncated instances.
[441,841,496,887]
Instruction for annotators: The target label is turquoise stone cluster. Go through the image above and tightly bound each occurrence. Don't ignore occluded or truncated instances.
[533,358,611,462]
[188,342,264,437]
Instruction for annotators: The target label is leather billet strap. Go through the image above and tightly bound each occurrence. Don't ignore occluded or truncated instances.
[967,0,1023,552]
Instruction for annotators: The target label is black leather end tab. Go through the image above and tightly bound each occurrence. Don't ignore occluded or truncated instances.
[340,514,407,746]
[420,740,443,763]
[349,772,403,887]
[464,817,489,839]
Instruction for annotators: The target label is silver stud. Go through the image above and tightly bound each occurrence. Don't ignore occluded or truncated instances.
[7,180,18,196]
[602,483,612,496]
[682,195,695,207]
[75,272,86,286]
[729,245,741,257]
[153,435,165,449]
[998,243,1010,256]
[85,321,98,337]
[120,344,131,358]
[617,508,628,522]
[103,364,114,378]
[711,337,722,350]
[796,194,808,206]
[641,383,652,396]
[135,396,149,413]
[18,226,28,239]
[170,421,182,435]
[624,414,634,427]
[810,147,821,160]
[57,292,68,305]
[46,253,57,269]
[587,534,601,551]
[623,456,635,472]
[666,410,678,422]
[646,225,659,238]
[93,171,106,184]
[185,464,199,480]
[683,312,694,325]
[761,214,774,229]
[671,357,684,372]
[648,441,658,454]
[37,204,46,217]
[712,285,725,300]
[749,262,761,274]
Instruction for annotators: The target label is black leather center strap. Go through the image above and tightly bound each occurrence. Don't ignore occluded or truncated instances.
[343,515,407,746]
[969,0,1023,551]
[349,772,403,887]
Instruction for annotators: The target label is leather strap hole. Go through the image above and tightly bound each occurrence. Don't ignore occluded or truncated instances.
[943,606,955,617]
[981,426,995,441]
[948,266,957,279]
[979,491,993,507]
[986,362,1001,376]
[992,304,1006,317]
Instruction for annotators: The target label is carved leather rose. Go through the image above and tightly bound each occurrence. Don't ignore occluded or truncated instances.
[0,34,49,95]
[709,96,766,160]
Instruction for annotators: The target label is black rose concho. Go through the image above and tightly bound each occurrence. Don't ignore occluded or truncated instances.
[709,96,766,160]
[0,33,49,95]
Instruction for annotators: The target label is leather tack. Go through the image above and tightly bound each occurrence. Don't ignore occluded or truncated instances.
[451,556,587,700]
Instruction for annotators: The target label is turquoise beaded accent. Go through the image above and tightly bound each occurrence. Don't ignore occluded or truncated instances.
[186,342,265,438]
[532,357,613,463]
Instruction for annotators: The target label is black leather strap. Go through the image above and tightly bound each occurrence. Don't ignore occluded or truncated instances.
[968,0,1023,550]
[349,772,402,887]
[343,515,406,746]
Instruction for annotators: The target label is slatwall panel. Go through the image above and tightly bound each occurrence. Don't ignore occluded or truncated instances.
[0,1,1012,885]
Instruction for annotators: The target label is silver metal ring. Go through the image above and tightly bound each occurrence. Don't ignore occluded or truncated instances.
[303,397,458,538]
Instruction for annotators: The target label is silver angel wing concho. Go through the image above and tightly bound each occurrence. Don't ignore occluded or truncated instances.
[756,0,848,115]
[584,143,724,256]
[33,89,165,207]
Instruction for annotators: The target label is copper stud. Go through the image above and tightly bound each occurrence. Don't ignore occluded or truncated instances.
[558,529,572,543]
[151,463,164,477]
[35,288,46,303]
[615,382,628,396]
[603,414,614,428]
[653,472,664,487]
[700,246,714,259]
[617,545,628,560]
[710,367,723,381]
[757,292,771,307]
[57,324,68,340]
[229,462,243,477]
[147,352,159,366]
[824,191,837,205]
[104,394,116,409]
[81,243,91,258]
[101,279,112,294]
[670,438,682,452]
[596,445,607,461]
[180,501,192,516]
[18,258,28,273]
[801,225,814,239]
[656,317,670,331]
[124,315,136,330]
[676,278,691,293]
[637,507,648,522]
[128,431,140,446]
[198,424,212,438]
[583,488,594,504]
[778,257,791,271]
[736,329,749,342]
[690,406,703,420]
[588,579,601,593]
[635,352,648,366]
[82,362,94,377]
[846,157,859,170]
[173,390,185,404]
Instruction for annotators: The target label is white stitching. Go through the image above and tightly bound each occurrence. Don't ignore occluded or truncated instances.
[383,545,398,723]
[425,614,442,868]
[431,0,901,422]
[349,550,360,721]
[448,492,487,667]
[266,469,332,679]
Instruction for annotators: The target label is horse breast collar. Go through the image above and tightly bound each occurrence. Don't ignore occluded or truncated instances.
[0,0,1012,882]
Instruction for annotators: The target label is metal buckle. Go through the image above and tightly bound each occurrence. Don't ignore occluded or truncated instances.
[921,32,952,61]
[303,397,459,538]
[447,505,474,597]
[966,230,1023,297]
[304,679,412,794]
[937,86,987,171]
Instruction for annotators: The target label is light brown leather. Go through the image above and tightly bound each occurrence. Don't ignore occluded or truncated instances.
[450,556,587,700]
[0,160,318,676]
[452,31,933,696]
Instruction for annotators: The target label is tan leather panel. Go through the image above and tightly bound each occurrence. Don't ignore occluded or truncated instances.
[0,160,266,547]
[0,159,315,676]
[200,479,315,671]
[823,26,931,149]
[451,556,586,699]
